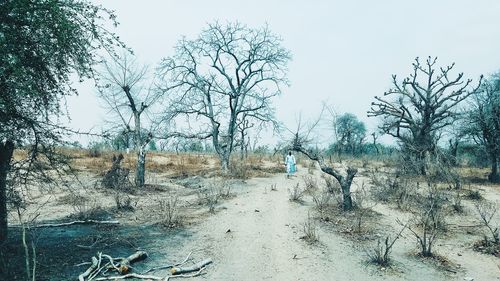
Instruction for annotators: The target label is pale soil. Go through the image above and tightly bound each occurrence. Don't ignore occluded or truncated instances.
[5,162,500,280]
[164,168,500,281]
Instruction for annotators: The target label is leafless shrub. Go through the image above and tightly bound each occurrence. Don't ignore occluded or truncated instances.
[352,183,374,233]
[301,213,319,243]
[199,185,220,213]
[311,188,332,215]
[402,189,444,257]
[216,179,232,199]
[465,189,483,200]
[451,190,464,213]
[369,171,414,210]
[64,193,102,219]
[158,196,181,228]
[114,192,135,211]
[197,179,233,213]
[367,224,406,267]
[288,183,304,202]
[229,162,248,179]
[474,201,499,244]
[302,175,318,193]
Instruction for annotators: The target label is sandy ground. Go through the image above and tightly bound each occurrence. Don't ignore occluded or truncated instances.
[4,162,500,280]
[156,167,500,281]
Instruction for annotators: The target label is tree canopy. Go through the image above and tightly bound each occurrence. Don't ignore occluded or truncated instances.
[0,0,124,242]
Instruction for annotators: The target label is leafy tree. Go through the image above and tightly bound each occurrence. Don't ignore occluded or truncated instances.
[0,0,123,243]
[368,57,482,174]
[158,22,291,170]
[335,113,366,155]
[466,75,500,182]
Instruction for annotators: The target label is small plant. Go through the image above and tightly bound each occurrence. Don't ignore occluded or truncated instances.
[230,162,248,179]
[288,183,304,202]
[367,224,406,267]
[301,213,319,243]
[311,189,332,215]
[474,201,499,244]
[403,201,442,257]
[200,186,220,213]
[302,175,318,193]
[465,189,483,200]
[352,184,374,233]
[158,196,181,228]
[114,192,135,211]
[216,179,232,199]
[65,193,101,219]
[451,190,464,213]
[270,183,277,191]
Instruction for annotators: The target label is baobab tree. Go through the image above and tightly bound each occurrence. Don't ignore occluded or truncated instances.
[466,75,500,182]
[0,0,123,243]
[368,57,482,174]
[97,53,160,187]
[158,22,291,170]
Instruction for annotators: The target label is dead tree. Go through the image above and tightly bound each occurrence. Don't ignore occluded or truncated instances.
[97,53,158,187]
[368,57,482,174]
[292,133,357,211]
[158,22,291,171]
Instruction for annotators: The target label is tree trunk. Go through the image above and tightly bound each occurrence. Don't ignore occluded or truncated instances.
[341,183,353,211]
[488,157,500,183]
[135,147,146,187]
[220,152,230,172]
[0,140,15,244]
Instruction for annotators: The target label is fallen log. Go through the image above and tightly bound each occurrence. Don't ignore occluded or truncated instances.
[94,273,163,280]
[9,220,120,228]
[79,256,99,281]
[117,251,148,274]
[170,259,212,275]
[142,251,192,274]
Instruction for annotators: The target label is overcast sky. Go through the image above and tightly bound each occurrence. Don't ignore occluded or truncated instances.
[68,0,500,146]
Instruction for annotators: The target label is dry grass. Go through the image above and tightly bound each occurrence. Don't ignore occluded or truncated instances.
[61,149,282,180]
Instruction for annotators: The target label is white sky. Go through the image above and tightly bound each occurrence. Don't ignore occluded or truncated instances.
[67,0,500,146]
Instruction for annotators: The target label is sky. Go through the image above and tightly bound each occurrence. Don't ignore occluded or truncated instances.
[67,0,500,146]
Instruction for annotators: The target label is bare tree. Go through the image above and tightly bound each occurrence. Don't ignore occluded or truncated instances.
[158,22,291,170]
[368,57,482,174]
[466,75,500,182]
[97,53,160,187]
[289,115,357,211]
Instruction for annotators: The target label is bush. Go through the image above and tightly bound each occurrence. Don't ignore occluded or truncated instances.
[158,196,181,228]
[288,183,304,202]
[301,213,319,243]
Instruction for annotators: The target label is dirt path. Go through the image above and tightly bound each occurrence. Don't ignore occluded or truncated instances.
[172,168,485,281]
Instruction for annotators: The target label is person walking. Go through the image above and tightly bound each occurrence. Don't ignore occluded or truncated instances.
[285,151,296,178]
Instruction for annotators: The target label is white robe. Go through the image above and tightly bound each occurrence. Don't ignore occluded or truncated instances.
[285,155,296,174]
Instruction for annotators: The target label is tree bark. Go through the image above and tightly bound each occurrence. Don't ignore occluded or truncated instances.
[488,157,500,183]
[135,146,146,187]
[220,151,230,172]
[0,140,14,244]
[293,145,357,211]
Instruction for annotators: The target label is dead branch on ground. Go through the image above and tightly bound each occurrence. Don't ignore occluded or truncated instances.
[79,251,211,281]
